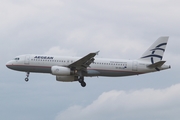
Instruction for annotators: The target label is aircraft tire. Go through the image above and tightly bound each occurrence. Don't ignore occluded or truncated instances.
[81,82,86,87]
[25,78,29,82]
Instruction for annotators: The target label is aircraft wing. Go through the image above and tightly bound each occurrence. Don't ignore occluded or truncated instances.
[68,51,99,70]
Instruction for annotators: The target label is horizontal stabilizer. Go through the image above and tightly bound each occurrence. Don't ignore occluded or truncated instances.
[147,61,166,68]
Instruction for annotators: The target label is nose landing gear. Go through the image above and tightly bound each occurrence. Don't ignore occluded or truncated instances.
[25,72,30,82]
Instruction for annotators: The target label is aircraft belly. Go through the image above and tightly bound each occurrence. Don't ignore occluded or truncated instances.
[84,70,100,76]
[86,69,138,77]
[27,66,51,73]
[8,65,51,73]
[99,70,137,76]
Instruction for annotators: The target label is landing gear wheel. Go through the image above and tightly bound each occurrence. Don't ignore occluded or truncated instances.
[78,76,86,87]
[81,82,86,87]
[25,78,29,82]
[25,72,30,82]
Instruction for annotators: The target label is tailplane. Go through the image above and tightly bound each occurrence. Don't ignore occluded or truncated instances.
[139,36,169,63]
[147,61,166,68]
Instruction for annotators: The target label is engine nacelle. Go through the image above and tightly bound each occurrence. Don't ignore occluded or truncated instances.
[56,76,77,82]
[51,66,71,76]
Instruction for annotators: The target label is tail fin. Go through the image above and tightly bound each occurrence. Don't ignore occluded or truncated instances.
[140,36,169,63]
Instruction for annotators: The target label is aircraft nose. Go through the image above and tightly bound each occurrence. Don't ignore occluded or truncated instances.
[6,61,13,69]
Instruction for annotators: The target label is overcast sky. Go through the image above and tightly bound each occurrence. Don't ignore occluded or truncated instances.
[1,0,180,120]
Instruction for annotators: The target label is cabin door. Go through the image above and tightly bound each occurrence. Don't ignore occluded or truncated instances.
[24,55,30,64]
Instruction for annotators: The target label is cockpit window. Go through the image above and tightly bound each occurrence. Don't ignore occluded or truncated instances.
[14,58,20,60]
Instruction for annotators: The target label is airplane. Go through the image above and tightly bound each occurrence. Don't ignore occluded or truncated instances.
[6,36,171,87]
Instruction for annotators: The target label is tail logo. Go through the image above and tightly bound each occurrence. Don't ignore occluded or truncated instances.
[141,42,167,71]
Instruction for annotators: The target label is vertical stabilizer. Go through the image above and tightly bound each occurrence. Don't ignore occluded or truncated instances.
[140,36,169,63]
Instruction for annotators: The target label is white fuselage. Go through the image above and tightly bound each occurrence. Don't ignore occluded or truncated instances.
[5,37,171,87]
[6,54,170,77]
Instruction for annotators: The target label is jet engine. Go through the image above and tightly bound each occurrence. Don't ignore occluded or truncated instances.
[51,66,74,76]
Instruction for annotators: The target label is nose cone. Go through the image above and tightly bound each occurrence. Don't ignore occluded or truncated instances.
[6,61,13,69]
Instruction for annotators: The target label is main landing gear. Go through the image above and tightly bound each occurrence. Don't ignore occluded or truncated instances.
[25,72,30,82]
[78,76,86,87]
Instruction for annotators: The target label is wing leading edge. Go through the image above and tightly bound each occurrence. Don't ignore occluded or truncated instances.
[68,51,99,70]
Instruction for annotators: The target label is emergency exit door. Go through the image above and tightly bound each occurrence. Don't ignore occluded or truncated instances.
[132,61,138,71]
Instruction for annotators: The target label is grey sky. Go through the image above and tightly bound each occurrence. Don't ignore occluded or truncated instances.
[0,0,180,120]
